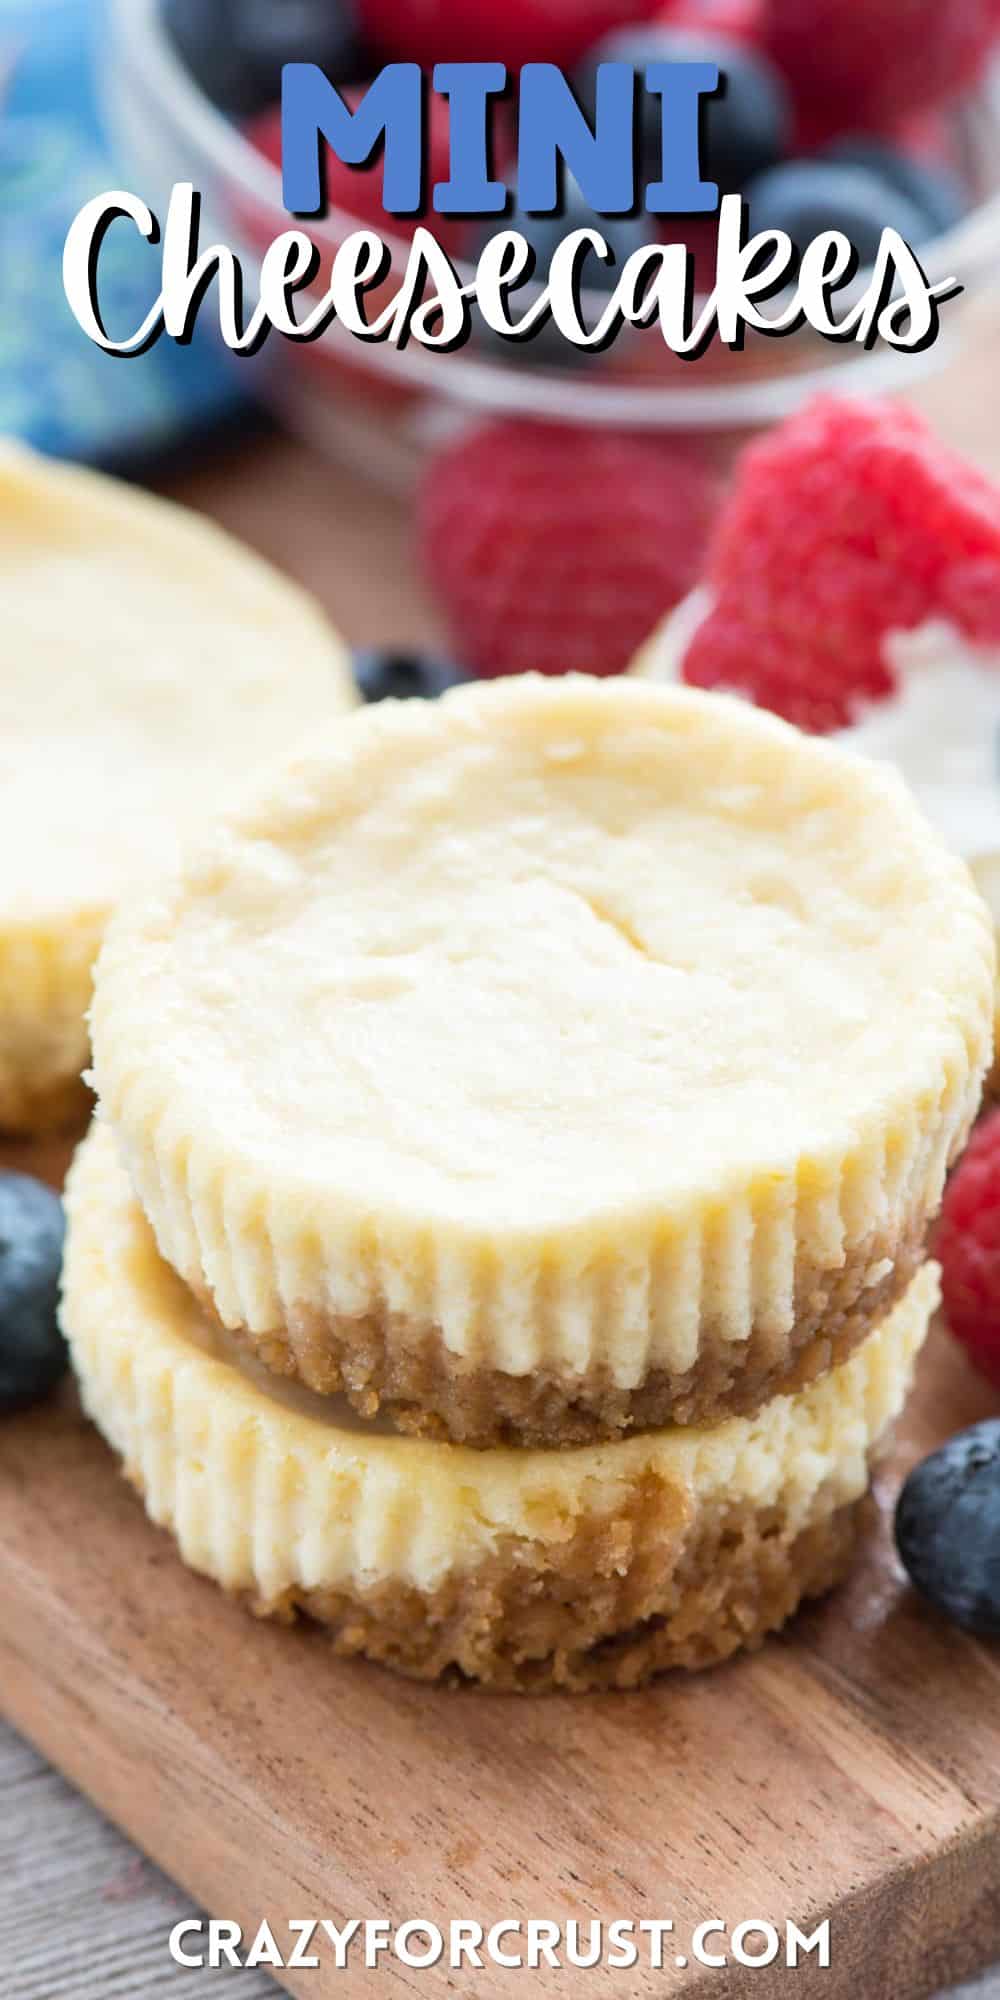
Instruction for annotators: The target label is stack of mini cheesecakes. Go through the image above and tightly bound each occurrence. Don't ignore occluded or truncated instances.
[62,676,994,1690]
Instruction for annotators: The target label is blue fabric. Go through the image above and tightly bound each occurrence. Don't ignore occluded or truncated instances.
[0,0,248,463]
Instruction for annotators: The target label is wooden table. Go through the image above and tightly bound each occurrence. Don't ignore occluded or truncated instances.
[6,303,1000,1999]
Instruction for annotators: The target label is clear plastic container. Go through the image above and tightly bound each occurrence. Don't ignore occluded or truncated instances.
[104,0,1000,489]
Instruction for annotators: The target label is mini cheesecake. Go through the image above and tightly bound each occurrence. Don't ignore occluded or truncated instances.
[90,674,992,1444]
[0,442,355,1134]
[62,1122,938,1692]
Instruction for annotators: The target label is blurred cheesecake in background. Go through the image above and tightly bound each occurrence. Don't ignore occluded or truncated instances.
[0,443,356,1134]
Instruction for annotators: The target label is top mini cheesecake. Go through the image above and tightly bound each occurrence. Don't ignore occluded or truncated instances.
[90,675,994,1446]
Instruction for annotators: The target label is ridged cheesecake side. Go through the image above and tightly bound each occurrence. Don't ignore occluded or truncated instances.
[91,676,993,1442]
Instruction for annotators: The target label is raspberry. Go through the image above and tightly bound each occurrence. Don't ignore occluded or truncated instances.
[683,396,1000,732]
[659,0,765,41]
[246,94,465,255]
[937,1110,1000,1393]
[940,557,1000,644]
[888,109,960,172]
[764,0,1000,145]
[358,0,661,67]
[419,423,719,680]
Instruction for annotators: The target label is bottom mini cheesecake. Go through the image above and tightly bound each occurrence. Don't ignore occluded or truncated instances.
[0,919,97,1134]
[62,1125,938,1693]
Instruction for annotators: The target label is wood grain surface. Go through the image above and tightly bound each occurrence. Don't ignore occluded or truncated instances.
[0,1721,273,1999]
[4,301,1000,1999]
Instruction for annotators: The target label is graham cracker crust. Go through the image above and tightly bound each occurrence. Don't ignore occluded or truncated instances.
[215,1226,925,1448]
[241,1486,865,1693]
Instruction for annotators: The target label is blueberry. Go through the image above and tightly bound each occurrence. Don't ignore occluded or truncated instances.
[894,1421,1000,1637]
[744,159,935,265]
[821,137,968,239]
[353,651,470,702]
[577,28,792,197]
[163,0,372,118]
[0,1172,67,1415]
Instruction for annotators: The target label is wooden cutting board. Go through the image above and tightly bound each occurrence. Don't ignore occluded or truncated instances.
[3,1121,1000,2000]
[4,316,1000,1999]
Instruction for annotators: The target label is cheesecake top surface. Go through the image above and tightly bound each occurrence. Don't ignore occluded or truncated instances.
[92,674,994,1242]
